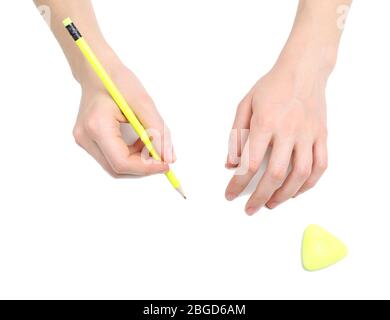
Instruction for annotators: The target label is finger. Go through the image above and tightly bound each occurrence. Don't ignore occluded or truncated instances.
[73,130,120,177]
[128,138,174,169]
[245,138,293,215]
[225,154,236,169]
[95,128,169,176]
[172,146,177,162]
[164,128,175,163]
[117,97,175,163]
[225,126,271,201]
[295,138,328,196]
[136,103,175,164]
[113,70,176,163]
[266,141,313,209]
[129,138,145,154]
[227,94,252,168]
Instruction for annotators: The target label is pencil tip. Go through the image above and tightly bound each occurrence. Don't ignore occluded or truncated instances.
[176,187,187,200]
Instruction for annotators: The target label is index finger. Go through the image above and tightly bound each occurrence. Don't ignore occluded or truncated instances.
[96,127,169,176]
[245,139,293,215]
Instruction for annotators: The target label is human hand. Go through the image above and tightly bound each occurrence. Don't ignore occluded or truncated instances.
[225,54,332,215]
[73,55,174,177]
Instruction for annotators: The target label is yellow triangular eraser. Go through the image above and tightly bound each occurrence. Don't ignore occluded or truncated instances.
[302,225,348,271]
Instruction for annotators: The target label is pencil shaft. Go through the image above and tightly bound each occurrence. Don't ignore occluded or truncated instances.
[63,18,182,192]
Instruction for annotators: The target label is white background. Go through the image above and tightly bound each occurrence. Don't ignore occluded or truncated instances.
[0,0,389,300]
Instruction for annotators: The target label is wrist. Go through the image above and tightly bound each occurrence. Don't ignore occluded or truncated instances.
[276,38,338,80]
[268,37,337,99]
[277,6,344,76]
[72,41,123,88]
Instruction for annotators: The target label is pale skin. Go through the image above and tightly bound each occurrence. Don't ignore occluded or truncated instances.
[226,0,352,215]
[34,0,351,213]
[33,0,174,177]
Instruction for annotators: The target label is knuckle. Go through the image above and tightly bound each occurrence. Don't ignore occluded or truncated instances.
[237,102,244,111]
[304,180,317,190]
[138,92,155,109]
[237,101,248,112]
[111,159,129,174]
[282,120,299,136]
[85,115,101,137]
[72,126,85,145]
[295,164,312,179]
[281,110,303,134]
[269,166,288,182]
[256,116,274,133]
[317,158,328,172]
[275,191,288,202]
[250,194,266,206]
[248,159,260,174]
[229,179,245,192]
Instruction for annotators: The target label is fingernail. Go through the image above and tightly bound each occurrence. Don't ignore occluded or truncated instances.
[267,202,278,209]
[226,193,237,201]
[165,153,173,164]
[246,207,258,215]
[225,163,238,170]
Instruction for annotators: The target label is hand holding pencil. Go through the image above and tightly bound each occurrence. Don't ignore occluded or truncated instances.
[63,18,185,198]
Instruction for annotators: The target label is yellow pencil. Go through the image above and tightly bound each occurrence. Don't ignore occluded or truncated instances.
[63,18,186,199]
